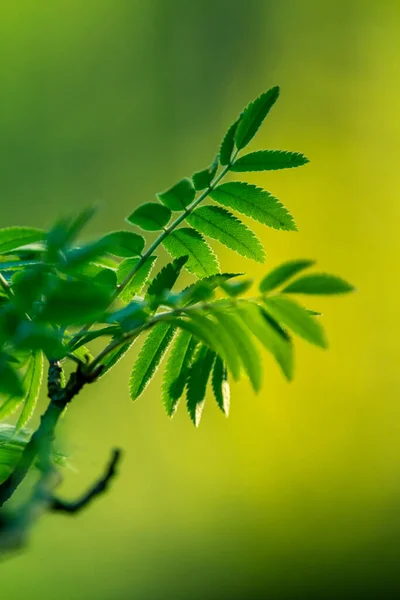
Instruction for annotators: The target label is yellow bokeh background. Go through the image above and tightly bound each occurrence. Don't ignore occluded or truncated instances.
[1,1,399,598]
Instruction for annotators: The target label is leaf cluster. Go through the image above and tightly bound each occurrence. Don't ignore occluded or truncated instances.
[0,86,354,436]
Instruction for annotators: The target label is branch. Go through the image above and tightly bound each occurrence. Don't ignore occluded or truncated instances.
[70,155,238,346]
[0,360,94,508]
[50,449,122,514]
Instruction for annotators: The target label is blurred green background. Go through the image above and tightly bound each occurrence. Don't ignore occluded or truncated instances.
[1,0,399,598]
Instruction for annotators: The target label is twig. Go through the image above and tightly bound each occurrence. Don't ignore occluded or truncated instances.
[50,449,122,514]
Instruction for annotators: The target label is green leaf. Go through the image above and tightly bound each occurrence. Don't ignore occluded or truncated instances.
[210,182,296,231]
[235,86,280,150]
[169,314,240,381]
[117,255,157,303]
[100,231,145,257]
[130,322,176,400]
[39,279,112,325]
[0,360,24,398]
[212,310,262,392]
[221,278,253,297]
[162,228,220,277]
[157,178,196,211]
[15,322,67,359]
[93,268,118,291]
[263,296,327,348]
[232,150,309,172]
[126,203,171,231]
[283,273,355,295]
[0,227,46,255]
[212,357,230,416]
[187,205,265,263]
[220,120,239,166]
[162,331,198,417]
[186,345,215,426]
[16,352,44,430]
[69,326,120,352]
[146,256,187,300]
[260,259,315,293]
[192,155,219,191]
[71,345,94,364]
[236,301,293,380]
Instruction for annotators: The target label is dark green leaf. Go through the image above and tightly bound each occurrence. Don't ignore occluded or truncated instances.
[187,205,265,263]
[0,227,46,255]
[39,279,112,325]
[212,357,230,416]
[162,228,220,277]
[232,150,309,172]
[162,331,198,417]
[16,352,44,430]
[0,360,24,398]
[260,259,315,293]
[157,178,196,211]
[146,256,187,300]
[283,273,355,295]
[186,345,215,426]
[220,120,239,166]
[100,231,145,257]
[221,278,253,297]
[15,322,67,359]
[126,203,171,231]
[93,268,118,291]
[236,301,293,380]
[235,86,280,150]
[130,322,176,400]
[192,155,219,191]
[118,255,157,303]
[212,310,262,392]
[210,182,296,231]
[263,296,327,348]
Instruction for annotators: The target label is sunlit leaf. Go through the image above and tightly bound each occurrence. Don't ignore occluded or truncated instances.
[186,345,215,426]
[210,182,296,231]
[187,205,265,263]
[283,273,355,295]
[162,228,220,277]
[260,259,315,293]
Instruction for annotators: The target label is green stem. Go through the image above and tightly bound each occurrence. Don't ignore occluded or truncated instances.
[70,154,238,347]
